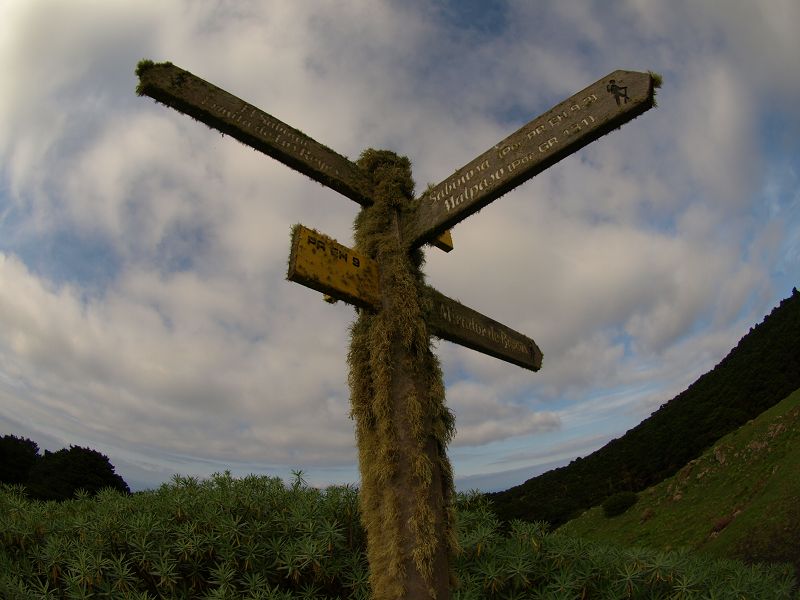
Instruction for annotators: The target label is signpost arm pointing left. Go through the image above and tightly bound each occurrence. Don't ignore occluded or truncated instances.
[136,61,454,252]
[136,61,375,206]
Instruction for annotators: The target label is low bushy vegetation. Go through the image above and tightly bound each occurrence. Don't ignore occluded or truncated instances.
[2,473,796,599]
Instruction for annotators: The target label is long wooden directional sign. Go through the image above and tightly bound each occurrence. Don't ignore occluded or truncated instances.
[136,61,453,252]
[287,226,541,371]
[421,287,542,371]
[137,62,375,207]
[406,70,657,248]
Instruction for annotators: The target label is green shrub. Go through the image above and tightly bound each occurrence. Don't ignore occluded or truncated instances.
[603,491,639,517]
[1,477,795,599]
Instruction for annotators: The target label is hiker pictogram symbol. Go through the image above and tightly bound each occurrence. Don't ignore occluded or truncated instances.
[607,79,629,105]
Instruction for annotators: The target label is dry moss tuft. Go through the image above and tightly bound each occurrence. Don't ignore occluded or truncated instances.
[135,59,156,77]
[348,149,456,599]
[649,71,664,89]
[648,71,664,107]
[135,59,174,96]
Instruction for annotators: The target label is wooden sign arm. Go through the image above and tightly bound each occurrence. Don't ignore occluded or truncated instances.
[286,225,381,311]
[421,286,542,371]
[406,70,660,248]
[136,61,375,206]
[135,61,453,252]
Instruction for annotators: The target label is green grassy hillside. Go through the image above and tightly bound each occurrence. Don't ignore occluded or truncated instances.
[489,288,800,527]
[559,387,800,577]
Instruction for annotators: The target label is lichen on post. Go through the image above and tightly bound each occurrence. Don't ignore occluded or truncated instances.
[347,149,457,599]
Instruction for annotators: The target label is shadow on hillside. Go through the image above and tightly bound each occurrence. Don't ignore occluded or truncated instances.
[736,503,800,585]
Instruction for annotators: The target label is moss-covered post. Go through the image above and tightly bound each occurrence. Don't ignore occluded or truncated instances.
[348,150,456,599]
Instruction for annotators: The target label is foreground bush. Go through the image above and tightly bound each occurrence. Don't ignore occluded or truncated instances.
[1,476,796,599]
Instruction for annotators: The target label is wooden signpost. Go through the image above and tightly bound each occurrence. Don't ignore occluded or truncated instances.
[137,61,657,599]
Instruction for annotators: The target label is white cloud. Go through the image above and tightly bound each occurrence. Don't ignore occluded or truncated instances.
[1,0,797,490]
[0,252,356,466]
[447,379,560,446]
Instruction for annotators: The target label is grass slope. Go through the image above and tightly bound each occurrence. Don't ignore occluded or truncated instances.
[559,387,800,576]
[489,289,800,527]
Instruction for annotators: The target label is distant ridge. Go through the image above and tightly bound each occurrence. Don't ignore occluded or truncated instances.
[488,288,800,527]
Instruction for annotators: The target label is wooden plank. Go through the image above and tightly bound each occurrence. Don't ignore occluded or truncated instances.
[287,225,380,310]
[137,61,454,252]
[406,70,658,248]
[421,286,543,371]
[137,62,375,206]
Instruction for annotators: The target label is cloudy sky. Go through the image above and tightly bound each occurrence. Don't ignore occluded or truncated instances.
[1,1,798,493]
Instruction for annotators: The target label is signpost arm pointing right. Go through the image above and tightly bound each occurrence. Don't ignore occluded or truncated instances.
[406,70,659,248]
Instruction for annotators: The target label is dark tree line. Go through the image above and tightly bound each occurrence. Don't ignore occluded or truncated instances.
[0,435,129,501]
[489,288,800,527]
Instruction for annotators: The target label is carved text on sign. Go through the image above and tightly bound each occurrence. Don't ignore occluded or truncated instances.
[304,232,362,268]
[421,287,542,371]
[432,93,601,214]
[287,226,379,310]
[198,98,340,178]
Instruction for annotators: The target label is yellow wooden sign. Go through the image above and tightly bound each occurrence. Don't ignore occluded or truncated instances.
[432,229,454,252]
[287,225,381,310]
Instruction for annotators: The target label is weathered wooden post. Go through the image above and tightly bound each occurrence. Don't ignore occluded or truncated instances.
[345,150,454,598]
[137,61,657,598]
